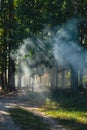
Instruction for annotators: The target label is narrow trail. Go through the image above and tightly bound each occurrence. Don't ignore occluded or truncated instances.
[0,89,66,130]
[20,106,66,130]
[0,97,20,130]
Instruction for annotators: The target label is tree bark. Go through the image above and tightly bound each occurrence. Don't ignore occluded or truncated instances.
[1,0,8,90]
[49,66,58,89]
[71,67,78,91]
[62,69,65,88]
[7,0,16,91]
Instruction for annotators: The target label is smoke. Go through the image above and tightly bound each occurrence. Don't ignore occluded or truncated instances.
[11,17,86,91]
[11,37,50,90]
[53,18,85,70]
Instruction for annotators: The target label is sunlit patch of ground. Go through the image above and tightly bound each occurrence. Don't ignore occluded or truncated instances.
[1,87,87,130]
[0,110,9,115]
[40,90,87,130]
[0,89,66,130]
[0,102,20,130]
[9,107,50,130]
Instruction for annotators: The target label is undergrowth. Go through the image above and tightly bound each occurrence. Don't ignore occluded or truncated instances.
[40,89,87,130]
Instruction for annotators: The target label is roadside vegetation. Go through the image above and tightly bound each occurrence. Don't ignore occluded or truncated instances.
[40,89,87,130]
[9,89,87,130]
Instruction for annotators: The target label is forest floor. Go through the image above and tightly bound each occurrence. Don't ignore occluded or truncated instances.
[0,88,66,130]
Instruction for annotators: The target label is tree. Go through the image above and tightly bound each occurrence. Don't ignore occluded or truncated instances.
[0,0,17,91]
[70,0,87,90]
[0,0,87,92]
[15,0,87,91]
[0,0,8,90]
[7,0,16,91]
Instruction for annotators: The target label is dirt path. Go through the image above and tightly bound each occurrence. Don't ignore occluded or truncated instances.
[0,97,20,130]
[20,106,66,130]
[0,90,66,130]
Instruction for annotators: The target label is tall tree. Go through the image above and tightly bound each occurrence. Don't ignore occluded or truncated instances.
[7,0,16,91]
[0,0,87,91]
[0,0,8,90]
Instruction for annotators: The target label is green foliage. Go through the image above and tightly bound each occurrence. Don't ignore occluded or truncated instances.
[41,90,87,130]
[16,0,74,29]
[0,0,87,90]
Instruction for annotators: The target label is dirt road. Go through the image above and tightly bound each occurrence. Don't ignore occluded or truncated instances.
[0,90,66,130]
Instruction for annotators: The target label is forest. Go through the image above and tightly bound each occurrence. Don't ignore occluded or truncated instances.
[0,1,87,130]
[0,0,87,92]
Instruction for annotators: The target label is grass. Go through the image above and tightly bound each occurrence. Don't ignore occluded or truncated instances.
[9,107,49,130]
[40,89,87,130]
[9,89,87,130]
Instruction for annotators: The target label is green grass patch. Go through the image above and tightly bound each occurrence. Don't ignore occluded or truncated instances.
[40,89,87,130]
[9,107,49,130]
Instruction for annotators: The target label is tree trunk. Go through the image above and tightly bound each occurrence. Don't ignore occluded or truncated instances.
[1,70,5,90]
[79,69,83,84]
[7,0,15,91]
[18,75,22,88]
[62,69,65,88]
[71,67,78,91]
[49,66,58,89]
[1,0,8,91]
[8,58,15,91]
